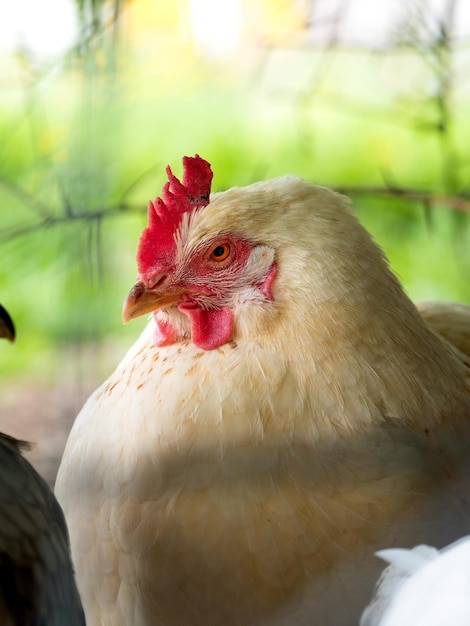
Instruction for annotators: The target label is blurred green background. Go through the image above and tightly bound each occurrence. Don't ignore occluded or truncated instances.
[0,0,469,386]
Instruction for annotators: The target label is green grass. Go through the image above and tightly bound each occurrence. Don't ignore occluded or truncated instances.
[0,44,469,378]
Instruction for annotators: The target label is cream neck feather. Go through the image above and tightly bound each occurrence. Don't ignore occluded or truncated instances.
[182,176,470,432]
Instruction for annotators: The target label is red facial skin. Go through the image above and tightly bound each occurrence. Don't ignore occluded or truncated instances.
[126,235,276,350]
[122,155,276,349]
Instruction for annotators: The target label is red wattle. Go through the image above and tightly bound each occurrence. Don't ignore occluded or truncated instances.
[153,315,178,346]
[178,304,233,350]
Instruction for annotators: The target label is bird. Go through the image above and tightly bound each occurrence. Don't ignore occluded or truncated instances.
[415,300,470,358]
[0,304,15,343]
[360,536,470,625]
[55,155,470,625]
[0,304,85,626]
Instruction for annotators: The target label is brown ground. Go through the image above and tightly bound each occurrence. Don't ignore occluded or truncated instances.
[0,342,124,488]
[0,379,96,487]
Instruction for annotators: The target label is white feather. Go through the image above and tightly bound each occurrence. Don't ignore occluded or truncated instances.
[361,537,470,626]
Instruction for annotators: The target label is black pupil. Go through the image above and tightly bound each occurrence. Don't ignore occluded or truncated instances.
[212,246,226,257]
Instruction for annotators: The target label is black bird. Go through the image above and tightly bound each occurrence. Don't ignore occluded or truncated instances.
[0,304,85,625]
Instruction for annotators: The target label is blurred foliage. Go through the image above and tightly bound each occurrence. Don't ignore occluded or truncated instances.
[0,0,469,378]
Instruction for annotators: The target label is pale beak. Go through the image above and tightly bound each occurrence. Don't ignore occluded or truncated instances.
[122,281,183,324]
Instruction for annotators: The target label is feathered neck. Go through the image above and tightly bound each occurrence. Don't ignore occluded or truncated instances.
[188,176,470,431]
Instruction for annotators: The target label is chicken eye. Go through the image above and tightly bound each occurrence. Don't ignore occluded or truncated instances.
[209,243,231,262]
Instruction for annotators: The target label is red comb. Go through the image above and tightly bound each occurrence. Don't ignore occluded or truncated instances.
[136,155,213,275]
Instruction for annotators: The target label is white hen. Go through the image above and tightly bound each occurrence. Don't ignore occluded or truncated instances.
[361,536,470,626]
[56,156,470,625]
